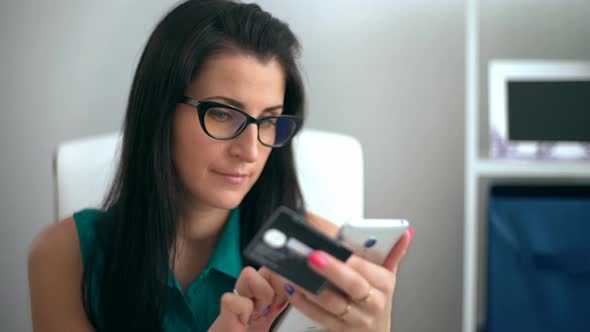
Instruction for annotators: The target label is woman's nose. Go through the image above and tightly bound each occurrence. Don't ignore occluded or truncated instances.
[229,123,260,162]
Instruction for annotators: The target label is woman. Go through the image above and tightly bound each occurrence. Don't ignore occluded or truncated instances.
[28,1,413,331]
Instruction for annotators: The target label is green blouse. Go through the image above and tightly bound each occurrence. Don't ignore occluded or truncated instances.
[74,208,243,331]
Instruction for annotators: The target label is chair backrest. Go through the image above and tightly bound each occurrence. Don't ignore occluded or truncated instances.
[54,129,364,225]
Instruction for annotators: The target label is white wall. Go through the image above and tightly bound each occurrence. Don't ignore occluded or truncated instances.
[3,1,587,331]
[0,1,181,331]
[253,1,465,331]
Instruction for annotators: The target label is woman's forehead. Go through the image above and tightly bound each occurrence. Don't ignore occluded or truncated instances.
[186,52,286,108]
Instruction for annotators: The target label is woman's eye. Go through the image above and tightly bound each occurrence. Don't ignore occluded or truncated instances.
[208,109,232,121]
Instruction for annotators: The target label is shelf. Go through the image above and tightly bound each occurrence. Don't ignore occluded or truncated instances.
[473,158,590,178]
[462,1,590,331]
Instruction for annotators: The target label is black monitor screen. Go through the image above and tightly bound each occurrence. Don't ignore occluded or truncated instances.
[507,80,590,142]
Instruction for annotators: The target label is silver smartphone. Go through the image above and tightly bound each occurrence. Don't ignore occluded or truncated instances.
[271,218,410,331]
[337,218,410,264]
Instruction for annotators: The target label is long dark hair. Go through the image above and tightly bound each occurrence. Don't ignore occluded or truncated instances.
[82,1,306,330]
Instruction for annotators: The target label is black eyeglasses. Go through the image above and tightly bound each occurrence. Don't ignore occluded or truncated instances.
[179,96,302,148]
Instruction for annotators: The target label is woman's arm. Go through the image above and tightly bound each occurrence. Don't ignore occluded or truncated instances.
[28,217,95,332]
[304,211,340,238]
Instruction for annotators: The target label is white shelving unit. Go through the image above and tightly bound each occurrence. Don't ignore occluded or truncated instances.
[462,1,590,331]
[474,158,590,178]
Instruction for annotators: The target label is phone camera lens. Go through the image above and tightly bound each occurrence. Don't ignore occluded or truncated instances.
[364,236,377,248]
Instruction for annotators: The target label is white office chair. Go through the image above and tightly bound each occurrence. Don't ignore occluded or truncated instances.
[54,128,362,332]
[54,129,364,225]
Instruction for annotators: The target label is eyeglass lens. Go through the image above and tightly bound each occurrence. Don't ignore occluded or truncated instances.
[203,107,297,146]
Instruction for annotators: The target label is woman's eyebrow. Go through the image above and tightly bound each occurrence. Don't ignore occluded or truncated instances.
[205,95,283,113]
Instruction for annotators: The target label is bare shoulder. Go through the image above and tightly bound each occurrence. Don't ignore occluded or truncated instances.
[28,217,81,270]
[304,211,340,238]
[28,217,94,331]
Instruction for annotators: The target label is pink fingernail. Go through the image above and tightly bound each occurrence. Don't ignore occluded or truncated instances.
[276,301,289,310]
[308,251,327,268]
[408,227,414,240]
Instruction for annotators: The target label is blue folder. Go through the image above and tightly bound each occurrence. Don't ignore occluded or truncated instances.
[486,186,590,332]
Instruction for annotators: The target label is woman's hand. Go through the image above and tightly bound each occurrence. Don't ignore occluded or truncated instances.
[208,266,290,332]
[283,228,413,332]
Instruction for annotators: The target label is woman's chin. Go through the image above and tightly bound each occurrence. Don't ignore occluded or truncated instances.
[205,191,247,210]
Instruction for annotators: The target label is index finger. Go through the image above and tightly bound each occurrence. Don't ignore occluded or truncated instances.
[258,267,291,308]
[306,250,370,300]
[382,228,413,272]
[234,266,275,313]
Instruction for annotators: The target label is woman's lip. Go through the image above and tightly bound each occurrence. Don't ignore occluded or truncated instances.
[215,171,248,177]
[213,170,248,184]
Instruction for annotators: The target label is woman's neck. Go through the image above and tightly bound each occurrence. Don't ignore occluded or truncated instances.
[171,206,232,292]
[177,205,231,241]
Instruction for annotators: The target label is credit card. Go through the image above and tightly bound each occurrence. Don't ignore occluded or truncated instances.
[243,206,352,294]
